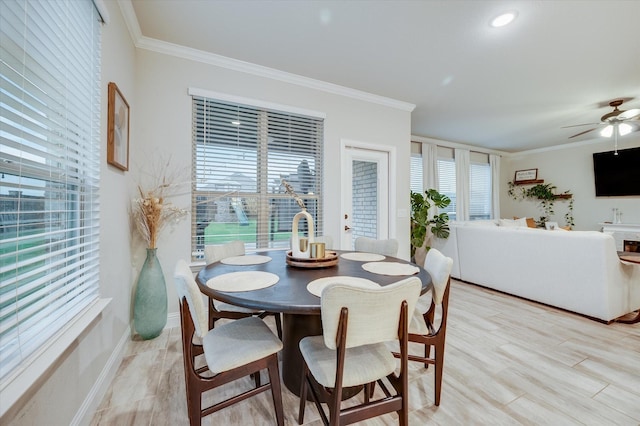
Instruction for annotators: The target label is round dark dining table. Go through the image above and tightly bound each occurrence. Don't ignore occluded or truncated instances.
[196,249,432,396]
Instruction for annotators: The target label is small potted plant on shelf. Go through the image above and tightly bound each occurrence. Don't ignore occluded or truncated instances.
[410,189,450,266]
[507,181,574,228]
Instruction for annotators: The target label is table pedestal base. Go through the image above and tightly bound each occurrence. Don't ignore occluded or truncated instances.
[282,313,323,396]
[281,313,362,401]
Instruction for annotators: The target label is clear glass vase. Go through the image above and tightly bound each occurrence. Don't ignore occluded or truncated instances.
[133,248,167,340]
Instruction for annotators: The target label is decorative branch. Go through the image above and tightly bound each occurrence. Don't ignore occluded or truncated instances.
[281,179,306,210]
[132,156,189,249]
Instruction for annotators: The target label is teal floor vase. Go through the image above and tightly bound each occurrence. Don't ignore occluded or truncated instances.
[134,248,167,340]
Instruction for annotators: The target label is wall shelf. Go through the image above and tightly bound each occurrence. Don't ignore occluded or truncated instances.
[513,179,544,185]
[510,180,572,199]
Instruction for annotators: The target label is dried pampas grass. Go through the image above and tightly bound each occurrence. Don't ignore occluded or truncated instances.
[132,158,188,249]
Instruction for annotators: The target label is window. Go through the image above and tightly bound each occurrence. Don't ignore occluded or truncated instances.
[410,143,493,222]
[437,158,456,221]
[191,96,324,258]
[470,160,491,220]
[410,153,422,193]
[0,0,101,380]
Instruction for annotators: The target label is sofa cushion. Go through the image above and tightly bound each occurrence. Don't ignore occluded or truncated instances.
[464,219,498,227]
[514,217,537,228]
[499,217,528,228]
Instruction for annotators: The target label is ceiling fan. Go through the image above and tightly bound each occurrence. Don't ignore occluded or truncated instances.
[566,99,640,139]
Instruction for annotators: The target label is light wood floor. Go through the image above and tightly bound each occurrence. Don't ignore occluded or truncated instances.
[91,279,640,425]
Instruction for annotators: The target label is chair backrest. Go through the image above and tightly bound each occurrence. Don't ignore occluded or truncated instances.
[174,259,209,339]
[321,277,421,349]
[204,240,245,264]
[424,248,453,305]
[354,237,399,256]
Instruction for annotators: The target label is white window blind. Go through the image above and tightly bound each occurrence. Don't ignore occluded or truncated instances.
[437,158,456,220]
[470,162,491,220]
[0,0,101,380]
[415,148,493,221]
[410,153,422,193]
[191,97,324,258]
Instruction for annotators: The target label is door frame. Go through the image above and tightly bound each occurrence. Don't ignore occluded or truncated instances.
[340,139,397,250]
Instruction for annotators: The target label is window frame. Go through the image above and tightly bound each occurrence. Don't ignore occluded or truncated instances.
[0,0,104,415]
[189,89,325,259]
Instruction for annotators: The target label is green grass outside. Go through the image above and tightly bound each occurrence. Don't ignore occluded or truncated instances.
[203,219,294,245]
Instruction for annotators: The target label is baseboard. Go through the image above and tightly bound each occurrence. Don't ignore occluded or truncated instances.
[70,325,131,426]
[71,312,179,425]
[166,311,180,330]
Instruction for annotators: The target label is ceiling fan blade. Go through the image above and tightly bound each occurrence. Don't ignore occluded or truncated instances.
[568,127,598,139]
[619,108,640,120]
[561,122,600,129]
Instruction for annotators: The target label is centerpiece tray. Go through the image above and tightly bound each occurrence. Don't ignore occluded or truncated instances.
[286,251,339,268]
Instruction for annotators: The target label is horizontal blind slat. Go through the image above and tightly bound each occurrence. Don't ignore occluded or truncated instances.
[191,97,323,257]
[0,0,101,380]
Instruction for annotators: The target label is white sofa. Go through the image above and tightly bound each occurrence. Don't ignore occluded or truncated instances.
[432,220,640,322]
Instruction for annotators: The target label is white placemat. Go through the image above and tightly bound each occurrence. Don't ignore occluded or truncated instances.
[220,254,272,265]
[206,271,279,292]
[307,276,380,297]
[362,262,420,276]
[340,252,386,262]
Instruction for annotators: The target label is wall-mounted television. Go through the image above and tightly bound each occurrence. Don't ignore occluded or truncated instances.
[593,146,640,197]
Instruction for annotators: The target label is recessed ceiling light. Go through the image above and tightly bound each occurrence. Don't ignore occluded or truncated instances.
[490,11,517,28]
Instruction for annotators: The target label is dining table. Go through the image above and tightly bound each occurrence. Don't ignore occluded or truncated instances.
[615,251,640,324]
[195,249,432,396]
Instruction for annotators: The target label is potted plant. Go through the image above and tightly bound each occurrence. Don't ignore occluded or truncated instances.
[507,181,574,228]
[410,189,451,266]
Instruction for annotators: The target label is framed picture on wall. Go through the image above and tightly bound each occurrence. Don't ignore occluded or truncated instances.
[514,168,537,183]
[107,82,130,171]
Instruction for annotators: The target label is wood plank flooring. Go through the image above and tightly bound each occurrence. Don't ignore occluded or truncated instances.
[91,280,640,425]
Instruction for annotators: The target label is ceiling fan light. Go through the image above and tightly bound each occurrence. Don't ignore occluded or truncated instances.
[600,125,613,138]
[618,122,633,136]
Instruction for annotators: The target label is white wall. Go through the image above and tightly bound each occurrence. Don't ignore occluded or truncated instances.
[7,5,413,423]
[8,1,137,424]
[501,135,640,230]
[132,48,414,313]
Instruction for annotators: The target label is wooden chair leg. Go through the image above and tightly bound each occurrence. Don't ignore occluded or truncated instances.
[274,313,282,340]
[434,345,444,406]
[424,343,431,369]
[266,354,284,426]
[329,389,341,426]
[251,372,261,387]
[298,363,309,424]
[187,381,202,426]
[208,299,217,330]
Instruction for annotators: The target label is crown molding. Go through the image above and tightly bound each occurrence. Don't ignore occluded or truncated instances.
[117,0,141,42]
[118,0,415,112]
[506,136,637,158]
[411,135,508,157]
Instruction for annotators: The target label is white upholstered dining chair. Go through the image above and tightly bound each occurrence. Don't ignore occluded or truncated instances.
[354,236,399,256]
[204,240,282,338]
[174,260,284,425]
[394,247,453,406]
[297,277,421,426]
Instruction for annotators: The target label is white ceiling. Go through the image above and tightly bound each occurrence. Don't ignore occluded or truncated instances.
[129,0,640,153]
